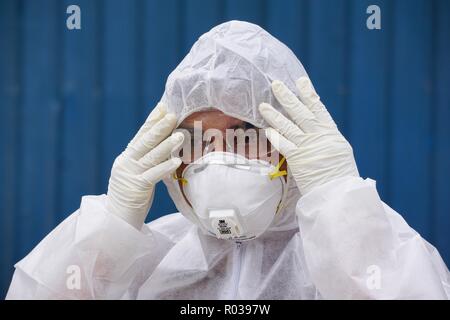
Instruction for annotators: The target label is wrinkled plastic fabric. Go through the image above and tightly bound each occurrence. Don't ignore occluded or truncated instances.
[161,20,307,128]
[6,21,450,299]
[6,177,450,299]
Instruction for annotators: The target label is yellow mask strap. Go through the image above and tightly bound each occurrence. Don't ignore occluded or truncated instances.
[269,156,287,180]
[174,157,287,183]
[172,172,188,185]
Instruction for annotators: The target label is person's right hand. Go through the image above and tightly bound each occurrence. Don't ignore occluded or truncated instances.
[106,103,184,229]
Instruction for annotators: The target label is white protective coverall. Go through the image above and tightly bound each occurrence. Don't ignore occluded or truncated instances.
[6,21,450,299]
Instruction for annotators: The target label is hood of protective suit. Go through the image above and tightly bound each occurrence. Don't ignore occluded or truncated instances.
[162,20,308,233]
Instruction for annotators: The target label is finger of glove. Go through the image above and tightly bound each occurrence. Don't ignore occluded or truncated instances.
[295,77,337,128]
[126,113,177,160]
[128,102,167,148]
[264,128,299,159]
[259,103,304,146]
[141,157,182,185]
[271,80,319,133]
[139,132,184,168]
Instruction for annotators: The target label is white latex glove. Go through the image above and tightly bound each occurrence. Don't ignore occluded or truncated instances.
[259,77,359,195]
[106,103,184,229]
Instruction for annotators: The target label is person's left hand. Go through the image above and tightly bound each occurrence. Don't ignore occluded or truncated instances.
[259,77,359,195]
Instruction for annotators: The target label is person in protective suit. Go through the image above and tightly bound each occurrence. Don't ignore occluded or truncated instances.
[6,21,450,299]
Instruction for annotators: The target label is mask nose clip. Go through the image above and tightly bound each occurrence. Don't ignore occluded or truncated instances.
[208,209,244,240]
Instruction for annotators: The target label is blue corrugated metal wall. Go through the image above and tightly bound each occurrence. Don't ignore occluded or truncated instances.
[1,0,449,298]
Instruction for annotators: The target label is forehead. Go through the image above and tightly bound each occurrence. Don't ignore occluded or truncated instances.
[178,110,244,130]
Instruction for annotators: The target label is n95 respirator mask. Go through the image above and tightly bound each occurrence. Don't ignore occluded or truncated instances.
[178,152,286,241]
